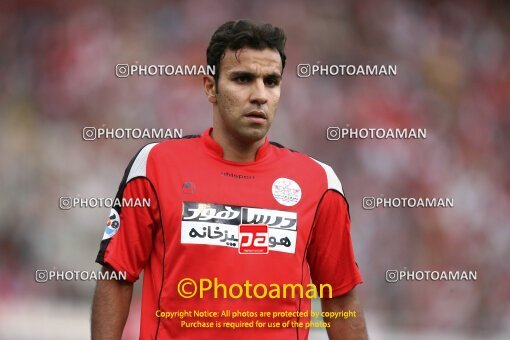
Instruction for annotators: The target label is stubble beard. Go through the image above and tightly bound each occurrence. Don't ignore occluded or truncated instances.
[228,118,270,145]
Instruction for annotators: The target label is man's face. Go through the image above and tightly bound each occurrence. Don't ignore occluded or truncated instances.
[212,47,282,143]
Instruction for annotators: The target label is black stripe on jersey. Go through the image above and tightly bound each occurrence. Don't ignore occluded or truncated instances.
[94,144,169,339]
[269,141,297,152]
[95,144,152,266]
[181,134,200,139]
[296,190,328,339]
[297,188,350,339]
[337,192,358,270]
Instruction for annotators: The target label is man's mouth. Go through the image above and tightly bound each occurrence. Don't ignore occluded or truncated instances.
[244,110,267,121]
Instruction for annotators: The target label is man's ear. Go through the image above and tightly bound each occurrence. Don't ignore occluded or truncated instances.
[203,75,217,103]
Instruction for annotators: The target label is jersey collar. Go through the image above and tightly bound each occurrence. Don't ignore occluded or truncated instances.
[201,127,271,164]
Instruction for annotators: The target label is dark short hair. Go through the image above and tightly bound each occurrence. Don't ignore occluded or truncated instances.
[206,19,287,83]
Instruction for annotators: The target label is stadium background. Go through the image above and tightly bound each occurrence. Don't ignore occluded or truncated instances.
[0,0,509,339]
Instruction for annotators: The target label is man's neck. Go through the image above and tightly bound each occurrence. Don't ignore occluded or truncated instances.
[211,128,265,162]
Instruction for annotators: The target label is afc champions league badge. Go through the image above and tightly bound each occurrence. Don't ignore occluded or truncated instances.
[272,178,302,207]
[102,208,120,240]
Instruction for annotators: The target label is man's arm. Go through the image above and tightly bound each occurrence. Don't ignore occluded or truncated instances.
[91,266,133,340]
[321,287,368,340]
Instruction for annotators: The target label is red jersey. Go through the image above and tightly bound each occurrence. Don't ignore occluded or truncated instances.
[96,128,362,339]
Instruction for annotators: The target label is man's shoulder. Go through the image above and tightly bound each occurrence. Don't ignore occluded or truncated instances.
[269,140,306,160]
[146,134,201,156]
[124,135,201,172]
[269,141,344,194]
[268,140,325,168]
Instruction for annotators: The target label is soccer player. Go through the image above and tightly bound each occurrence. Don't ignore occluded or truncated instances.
[91,19,368,340]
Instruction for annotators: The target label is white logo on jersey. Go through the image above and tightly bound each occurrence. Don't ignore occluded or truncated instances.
[272,178,302,207]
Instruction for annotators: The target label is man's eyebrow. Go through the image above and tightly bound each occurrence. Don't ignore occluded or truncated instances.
[229,71,255,78]
[264,72,282,80]
[229,71,282,80]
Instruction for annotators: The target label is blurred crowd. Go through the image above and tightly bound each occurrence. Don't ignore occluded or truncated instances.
[0,0,509,338]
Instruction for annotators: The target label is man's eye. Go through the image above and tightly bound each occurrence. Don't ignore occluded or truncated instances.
[236,76,250,83]
[265,78,279,87]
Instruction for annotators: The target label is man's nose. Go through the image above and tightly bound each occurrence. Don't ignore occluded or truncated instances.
[249,79,268,105]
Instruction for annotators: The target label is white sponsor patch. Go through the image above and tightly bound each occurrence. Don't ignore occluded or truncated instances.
[102,209,120,240]
[181,221,297,254]
[181,222,239,248]
[180,202,298,254]
[272,178,302,206]
[241,207,297,230]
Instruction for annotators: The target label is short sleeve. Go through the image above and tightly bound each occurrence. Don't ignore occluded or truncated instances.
[306,190,363,297]
[95,144,160,283]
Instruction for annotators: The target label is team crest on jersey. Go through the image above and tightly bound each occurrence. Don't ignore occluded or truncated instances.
[272,178,302,207]
[181,202,297,254]
[102,209,120,240]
